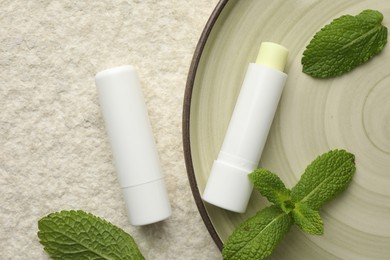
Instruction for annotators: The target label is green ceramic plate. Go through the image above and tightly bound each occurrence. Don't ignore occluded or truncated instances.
[183,0,390,258]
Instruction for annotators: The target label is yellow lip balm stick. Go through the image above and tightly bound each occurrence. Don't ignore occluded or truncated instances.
[202,42,288,213]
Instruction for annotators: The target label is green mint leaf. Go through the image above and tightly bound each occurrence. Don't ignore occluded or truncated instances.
[38,210,145,260]
[249,169,292,212]
[292,202,324,235]
[302,9,388,78]
[291,149,356,210]
[222,205,293,260]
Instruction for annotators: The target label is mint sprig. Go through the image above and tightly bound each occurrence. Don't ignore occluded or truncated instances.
[222,150,356,260]
[302,9,388,78]
[38,210,145,260]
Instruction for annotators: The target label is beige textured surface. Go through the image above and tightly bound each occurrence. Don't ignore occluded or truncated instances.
[0,0,221,259]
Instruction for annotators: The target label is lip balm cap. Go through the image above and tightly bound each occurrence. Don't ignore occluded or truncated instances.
[255,42,288,72]
[203,160,253,213]
[95,65,171,226]
[122,178,171,226]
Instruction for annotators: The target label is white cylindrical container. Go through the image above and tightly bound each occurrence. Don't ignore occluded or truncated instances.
[95,65,171,226]
[202,42,288,213]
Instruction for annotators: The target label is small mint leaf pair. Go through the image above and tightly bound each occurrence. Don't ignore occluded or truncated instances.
[250,168,324,236]
[222,150,356,260]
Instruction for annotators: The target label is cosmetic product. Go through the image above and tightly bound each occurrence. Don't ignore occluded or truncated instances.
[202,42,288,213]
[95,65,171,226]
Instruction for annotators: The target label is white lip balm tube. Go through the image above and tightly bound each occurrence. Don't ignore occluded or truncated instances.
[95,65,171,226]
[202,42,288,213]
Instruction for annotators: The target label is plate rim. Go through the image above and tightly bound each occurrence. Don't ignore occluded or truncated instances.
[182,0,230,251]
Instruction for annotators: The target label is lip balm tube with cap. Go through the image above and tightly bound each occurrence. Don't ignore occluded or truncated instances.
[95,65,171,226]
[202,42,288,213]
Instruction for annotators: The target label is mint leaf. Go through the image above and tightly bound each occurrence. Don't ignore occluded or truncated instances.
[222,205,293,260]
[249,169,292,212]
[302,9,388,78]
[38,210,145,260]
[291,150,355,210]
[292,202,324,235]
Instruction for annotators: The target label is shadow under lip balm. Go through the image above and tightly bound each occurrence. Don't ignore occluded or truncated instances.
[95,65,171,226]
[202,42,288,213]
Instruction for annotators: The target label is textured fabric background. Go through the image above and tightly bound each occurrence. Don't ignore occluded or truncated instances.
[0,1,221,259]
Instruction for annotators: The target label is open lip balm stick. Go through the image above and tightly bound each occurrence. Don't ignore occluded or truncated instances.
[95,65,171,226]
[202,42,288,213]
